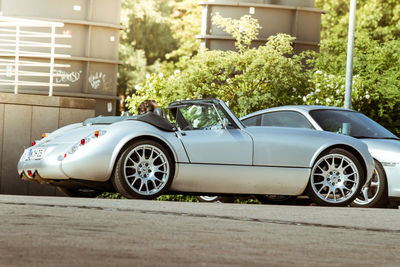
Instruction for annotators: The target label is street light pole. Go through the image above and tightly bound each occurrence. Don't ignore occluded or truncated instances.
[344,0,356,109]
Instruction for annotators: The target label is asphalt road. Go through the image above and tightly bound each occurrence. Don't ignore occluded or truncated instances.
[0,195,399,267]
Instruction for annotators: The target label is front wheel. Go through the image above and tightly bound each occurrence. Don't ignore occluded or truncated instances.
[306,148,365,206]
[351,160,388,208]
[112,140,174,199]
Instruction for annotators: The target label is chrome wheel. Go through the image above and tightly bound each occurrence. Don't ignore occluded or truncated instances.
[113,140,173,199]
[351,160,388,208]
[124,144,170,195]
[309,151,361,205]
[197,196,220,202]
[353,170,380,206]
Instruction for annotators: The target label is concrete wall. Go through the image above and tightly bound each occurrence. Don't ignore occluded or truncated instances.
[0,93,95,195]
[0,0,121,116]
[198,0,324,53]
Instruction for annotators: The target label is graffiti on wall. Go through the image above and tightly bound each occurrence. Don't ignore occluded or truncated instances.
[89,72,113,91]
[54,69,83,83]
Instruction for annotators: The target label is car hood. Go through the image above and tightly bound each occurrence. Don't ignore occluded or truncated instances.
[361,139,400,164]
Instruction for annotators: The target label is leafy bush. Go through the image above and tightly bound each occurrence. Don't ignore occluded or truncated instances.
[126,14,311,117]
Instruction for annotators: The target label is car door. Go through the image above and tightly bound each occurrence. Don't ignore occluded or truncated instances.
[174,103,253,165]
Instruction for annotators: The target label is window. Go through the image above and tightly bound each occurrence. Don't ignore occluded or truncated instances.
[173,104,230,131]
[260,111,313,129]
[242,115,258,126]
[309,109,397,138]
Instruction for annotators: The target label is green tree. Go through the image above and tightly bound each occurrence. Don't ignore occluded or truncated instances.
[126,14,311,117]
[166,0,201,61]
[118,0,201,96]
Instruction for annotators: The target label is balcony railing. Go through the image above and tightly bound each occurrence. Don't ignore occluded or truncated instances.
[0,16,71,96]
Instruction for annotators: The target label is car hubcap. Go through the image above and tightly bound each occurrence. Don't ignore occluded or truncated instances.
[199,196,220,202]
[123,144,169,195]
[353,169,380,205]
[311,153,359,203]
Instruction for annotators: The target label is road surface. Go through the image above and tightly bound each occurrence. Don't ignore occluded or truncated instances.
[0,195,399,266]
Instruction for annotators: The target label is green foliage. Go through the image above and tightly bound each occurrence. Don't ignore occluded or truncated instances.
[156,195,198,202]
[316,0,400,43]
[97,192,197,202]
[126,14,311,117]
[166,0,201,61]
[212,12,261,53]
[234,198,261,204]
[98,192,126,199]
[121,0,177,65]
[118,0,201,96]
[309,0,400,135]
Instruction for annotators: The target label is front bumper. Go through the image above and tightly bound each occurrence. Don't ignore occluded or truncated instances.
[383,163,400,198]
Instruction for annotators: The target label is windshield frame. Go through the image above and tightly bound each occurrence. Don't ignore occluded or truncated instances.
[166,101,240,131]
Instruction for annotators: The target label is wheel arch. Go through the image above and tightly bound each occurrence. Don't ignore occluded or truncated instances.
[313,144,368,181]
[108,135,178,182]
[372,158,388,191]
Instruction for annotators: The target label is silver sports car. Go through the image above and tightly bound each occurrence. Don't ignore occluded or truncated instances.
[18,99,375,206]
[241,105,400,208]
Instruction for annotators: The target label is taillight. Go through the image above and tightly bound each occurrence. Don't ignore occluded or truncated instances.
[41,133,47,138]
[27,170,33,177]
[31,141,36,146]
[62,130,106,160]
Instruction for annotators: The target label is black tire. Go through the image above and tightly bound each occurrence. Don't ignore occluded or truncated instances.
[57,187,102,198]
[112,140,174,199]
[306,148,365,206]
[256,195,297,205]
[351,160,388,208]
[196,196,235,203]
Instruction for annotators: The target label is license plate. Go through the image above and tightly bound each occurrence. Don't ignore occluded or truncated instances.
[27,148,45,160]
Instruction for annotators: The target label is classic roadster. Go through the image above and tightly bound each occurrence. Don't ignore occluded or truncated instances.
[18,99,375,206]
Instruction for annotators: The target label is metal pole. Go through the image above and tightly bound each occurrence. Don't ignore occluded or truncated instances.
[14,25,20,94]
[49,25,55,96]
[344,0,356,109]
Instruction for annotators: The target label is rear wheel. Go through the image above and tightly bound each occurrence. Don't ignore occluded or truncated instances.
[306,148,365,206]
[112,140,174,199]
[351,160,388,208]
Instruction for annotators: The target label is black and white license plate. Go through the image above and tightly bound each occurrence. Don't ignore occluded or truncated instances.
[27,148,45,160]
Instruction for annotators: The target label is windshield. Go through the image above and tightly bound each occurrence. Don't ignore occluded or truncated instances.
[309,109,398,139]
[167,103,235,131]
